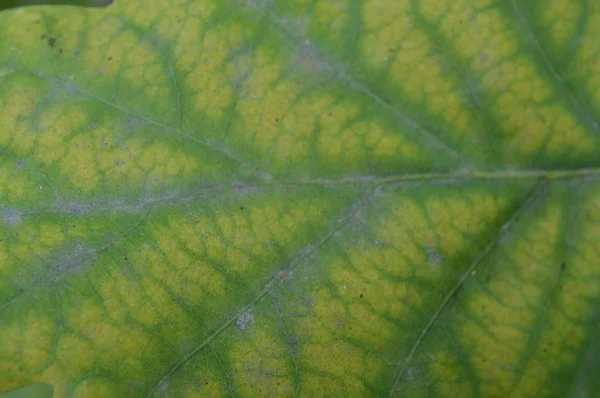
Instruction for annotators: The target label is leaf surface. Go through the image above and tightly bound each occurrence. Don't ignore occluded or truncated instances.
[1,0,600,397]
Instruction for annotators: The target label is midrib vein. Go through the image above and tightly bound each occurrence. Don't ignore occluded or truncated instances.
[2,167,599,218]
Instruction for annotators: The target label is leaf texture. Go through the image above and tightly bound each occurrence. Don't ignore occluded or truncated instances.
[1,0,600,397]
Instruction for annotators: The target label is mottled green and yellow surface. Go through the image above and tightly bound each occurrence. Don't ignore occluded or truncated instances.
[1,0,600,397]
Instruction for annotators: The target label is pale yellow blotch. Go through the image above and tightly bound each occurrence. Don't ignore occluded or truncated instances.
[362,0,477,142]
[297,282,388,388]
[3,238,28,262]
[135,273,206,349]
[185,22,248,120]
[36,101,198,189]
[155,7,188,40]
[234,40,425,165]
[428,2,595,161]
[1,222,67,269]
[162,200,325,275]
[55,334,96,375]
[59,134,99,190]
[274,93,332,160]
[0,84,37,151]
[109,255,157,327]
[314,0,348,42]
[182,262,226,302]
[430,194,506,254]
[187,0,216,17]
[137,141,198,176]
[96,279,128,324]
[84,17,127,77]
[514,194,600,395]
[66,300,152,370]
[539,0,582,52]
[1,11,46,50]
[93,322,147,366]
[72,379,119,398]
[302,374,347,397]
[300,339,375,397]
[306,339,368,378]
[338,247,416,320]
[112,0,167,28]
[572,11,600,109]
[120,44,169,101]
[458,204,562,396]
[37,105,87,163]
[156,230,194,269]
[174,18,206,72]
[21,313,56,369]
[172,222,205,253]
[229,327,295,396]
[95,131,141,180]
[34,223,67,248]
[377,201,431,271]
[233,49,296,154]
[430,352,474,398]
[2,173,29,201]
[36,365,69,398]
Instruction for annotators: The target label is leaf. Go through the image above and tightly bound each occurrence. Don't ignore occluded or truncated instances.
[0,0,599,397]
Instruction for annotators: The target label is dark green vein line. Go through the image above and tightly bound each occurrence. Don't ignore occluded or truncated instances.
[2,167,599,219]
[510,180,577,392]
[387,181,547,397]
[0,205,154,313]
[510,0,600,138]
[146,186,374,397]
[0,64,271,179]
[254,5,475,169]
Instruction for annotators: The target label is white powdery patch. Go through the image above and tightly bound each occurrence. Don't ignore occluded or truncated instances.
[1,209,22,227]
[236,311,255,331]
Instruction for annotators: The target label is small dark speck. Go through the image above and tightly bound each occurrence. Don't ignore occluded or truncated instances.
[275,118,279,122]
[108,57,113,60]
[240,206,244,210]
[48,37,56,48]
[40,34,47,39]
[124,257,128,261]
[59,48,63,54]
[561,262,566,270]
[359,294,363,298]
